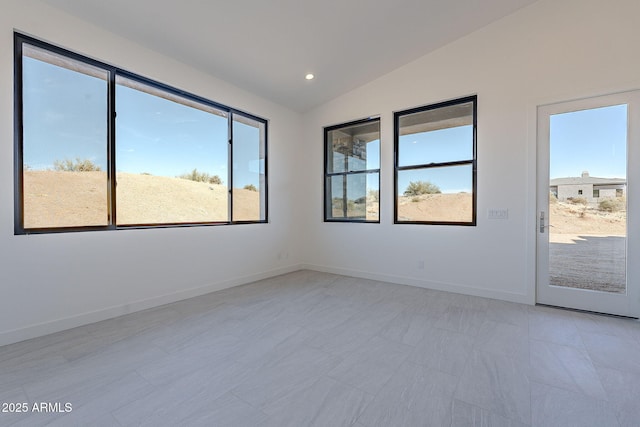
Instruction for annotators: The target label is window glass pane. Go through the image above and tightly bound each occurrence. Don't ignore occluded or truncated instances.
[328,175,346,218]
[397,164,473,223]
[115,76,228,225]
[327,173,379,220]
[22,44,108,229]
[398,102,473,166]
[346,174,367,219]
[232,114,266,221]
[327,121,380,173]
[362,173,379,221]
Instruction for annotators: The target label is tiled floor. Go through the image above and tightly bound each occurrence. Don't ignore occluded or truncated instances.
[1,270,640,426]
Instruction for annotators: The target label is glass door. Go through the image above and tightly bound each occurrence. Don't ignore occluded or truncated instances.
[537,91,640,317]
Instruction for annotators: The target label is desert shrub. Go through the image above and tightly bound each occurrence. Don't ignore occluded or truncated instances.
[243,184,258,192]
[331,197,356,211]
[53,158,101,172]
[354,196,366,204]
[598,198,624,212]
[404,180,441,196]
[208,175,222,185]
[179,168,222,185]
[549,192,558,204]
[567,196,587,205]
[367,189,379,202]
[411,197,420,203]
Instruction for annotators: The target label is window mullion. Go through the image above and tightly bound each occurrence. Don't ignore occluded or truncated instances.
[109,70,117,229]
[397,159,474,172]
[228,111,233,224]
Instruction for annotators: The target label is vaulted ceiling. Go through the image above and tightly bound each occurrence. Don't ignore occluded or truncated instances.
[44,0,539,112]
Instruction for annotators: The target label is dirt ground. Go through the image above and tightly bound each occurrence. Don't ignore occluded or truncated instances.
[23,171,261,228]
[397,192,472,222]
[549,201,626,236]
[548,201,626,294]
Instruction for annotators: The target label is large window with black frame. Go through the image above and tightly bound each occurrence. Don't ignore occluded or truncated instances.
[324,117,380,222]
[14,33,267,234]
[394,95,477,225]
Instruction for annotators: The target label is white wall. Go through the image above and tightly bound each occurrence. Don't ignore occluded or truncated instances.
[0,0,303,345]
[300,0,640,304]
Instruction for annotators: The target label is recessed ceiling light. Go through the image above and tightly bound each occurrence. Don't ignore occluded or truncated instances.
[305,73,315,80]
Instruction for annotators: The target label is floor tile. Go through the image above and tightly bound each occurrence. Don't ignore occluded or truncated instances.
[136,334,243,386]
[230,323,308,367]
[597,366,640,427]
[232,345,341,412]
[581,331,640,375]
[451,399,530,427]
[262,376,373,427]
[485,300,529,329]
[455,350,531,425]
[328,336,412,395]
[379,309,438,347]
[23,340,164,405]
[114,362,251,426]
[436,305,486,337]
[528,307,584,348]
[530,382,619,427]
[529,339,606,399]
[408,326,474,375]
[179,392,267,427]
[357,361,457,427]
[474,320,529,365]
[43,373,153,426]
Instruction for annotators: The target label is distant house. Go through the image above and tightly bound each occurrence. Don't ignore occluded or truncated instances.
[550,171,626,205]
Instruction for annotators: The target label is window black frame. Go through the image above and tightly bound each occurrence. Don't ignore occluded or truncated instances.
[14,33,268,234]
[393,95,477,226]
[323,117,381,223]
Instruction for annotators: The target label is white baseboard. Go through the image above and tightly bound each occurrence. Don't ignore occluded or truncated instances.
[299,263,532,305]
[0,264,304,347]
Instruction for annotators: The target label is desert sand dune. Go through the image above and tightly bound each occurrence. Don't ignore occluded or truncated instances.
[23,171,260,229]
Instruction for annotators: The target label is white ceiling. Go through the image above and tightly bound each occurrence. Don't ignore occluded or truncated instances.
[43,0,539,112]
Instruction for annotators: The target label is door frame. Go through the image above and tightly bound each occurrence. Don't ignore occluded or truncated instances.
[536,90,640,318]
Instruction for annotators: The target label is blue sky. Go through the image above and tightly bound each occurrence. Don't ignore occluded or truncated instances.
[115,83,228,179]
[398,125,473,194]
[23,57,108,171]
[23,55,263,188]
[550,104,627,179]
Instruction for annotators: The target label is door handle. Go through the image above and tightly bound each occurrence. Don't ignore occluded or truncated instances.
[539,211,554,233]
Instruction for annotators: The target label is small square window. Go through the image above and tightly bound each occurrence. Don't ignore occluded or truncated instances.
[578,190,583,195]
[593,189,600,198]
